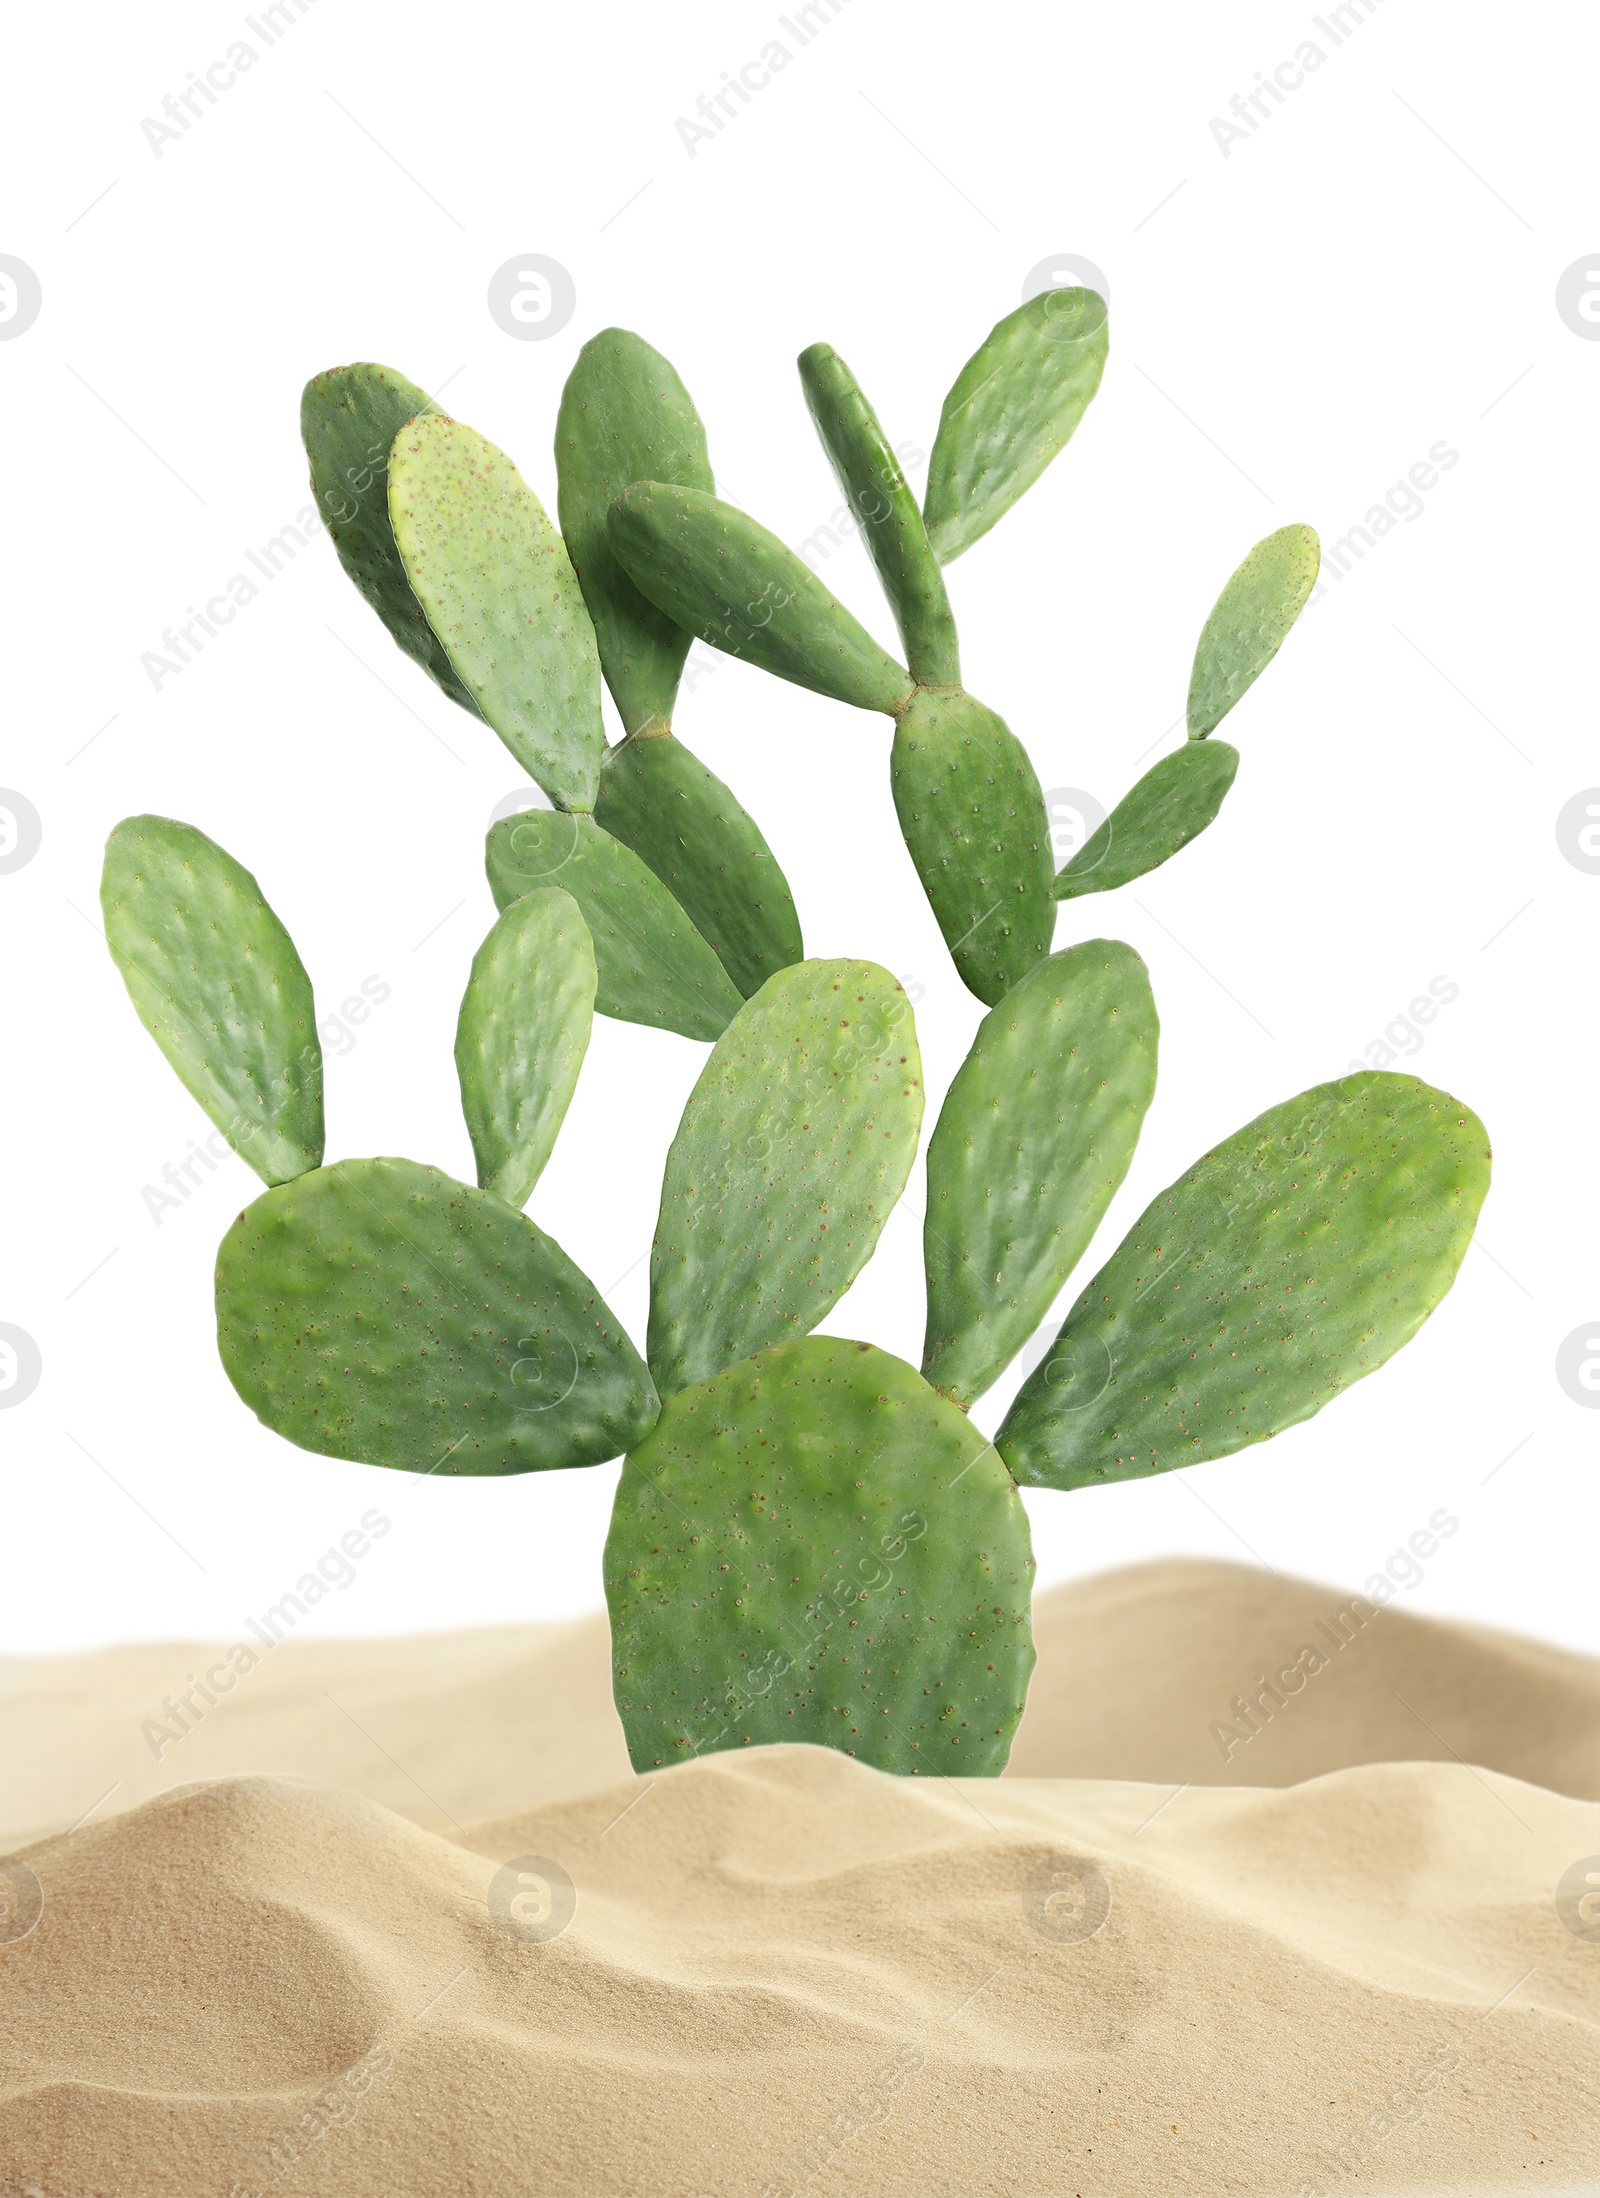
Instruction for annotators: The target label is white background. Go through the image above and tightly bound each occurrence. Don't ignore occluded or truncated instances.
[2,0,1593,1657]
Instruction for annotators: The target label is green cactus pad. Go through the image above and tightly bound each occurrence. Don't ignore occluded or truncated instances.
[1187,524,1320,739]
[889,687,1056,1006]
[922,941,1158,1406]
[797,342,960,689]
[216,1156,657,1474]
[300,363,479,716]
[996,1072,1491,1490]
[389,415,604,810]
[101,815,322,1186]
[486,810,741,1042]
[606,482,914,715]
[593,732,803,998]
[923,288,1110,564]
[647,960,923,1396]
[604,1335,1035,1774]
[454,888,597,1210]
[1054,741,1240,901]
[555,328,714,736]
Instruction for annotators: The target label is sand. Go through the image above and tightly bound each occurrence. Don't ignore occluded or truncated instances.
[2,1559,1596,2195]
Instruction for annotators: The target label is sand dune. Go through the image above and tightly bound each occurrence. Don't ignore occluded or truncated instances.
[2,1561,1597,2195]
[1014,1556,1600,1796]
[6,1559,1595,1848]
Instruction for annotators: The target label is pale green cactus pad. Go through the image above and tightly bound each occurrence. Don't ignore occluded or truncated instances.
[454,888,596,1210]
[1054,741,1241,900]
[889,687,1056,1006]
[593,732,803,998]
[604,1335,1035,1773]
[1188,524,1321,739]
[102,815,322,1186]
[798,342,960,688]
[922,942,1158,1406]
[647,960,923,1395]
[389,415,604,810]
[216,1156,657,1474]
[486,810,741,1041]
[607,481,914,714]
[555,327,714,735]
[996,1072,1491,1489]
[923,288,1110,563]
[300,363,479,715]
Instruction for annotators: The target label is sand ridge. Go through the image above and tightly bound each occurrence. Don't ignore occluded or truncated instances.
[2,1560,1597,2195]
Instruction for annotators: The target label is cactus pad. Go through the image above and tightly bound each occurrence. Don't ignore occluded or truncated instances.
[102,815,322,1185]
[593,732,803,998]
[923,288,1109,563]
[604,1335,1035,1774]
[1188,524,1321,739]
[454,888,596,1210]
[555,327,714,735]
[647,960,923,1395]
[1054,741,1240,900]
[996,1072,1491,1489]
[797,342,960,688]
[300,363,479,715]
[922,941,1158,1406]
[606,481,914,714]
[486,810,741,1042]
[216,1156,657,1474]
[389,416,604,810]
[889,687,1056,1006]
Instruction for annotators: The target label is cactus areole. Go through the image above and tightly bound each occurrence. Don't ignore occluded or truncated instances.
[102,302,1490,1777]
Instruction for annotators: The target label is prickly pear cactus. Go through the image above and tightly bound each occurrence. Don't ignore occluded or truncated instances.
[102,815,323,1185]
[1054,741,1240,902]
[605,1336,1034,1774]
[996,1073,1490,1489]
[923,286,1110,563]
[101,290,1489,1789]
[454,888,596,1210]
[555,326,714,737]
[592,733,802,1000]
[798,342,959,687]
[607,481,915,714]
[217,1157,657,1475]
[889,688,1055,1006]
[1188,524,1321,739]
[486,809,742,1041]
[646,958,923,1395]
[922,942,1158,1406]
[389,416,605,811]
[300,363,479,715]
